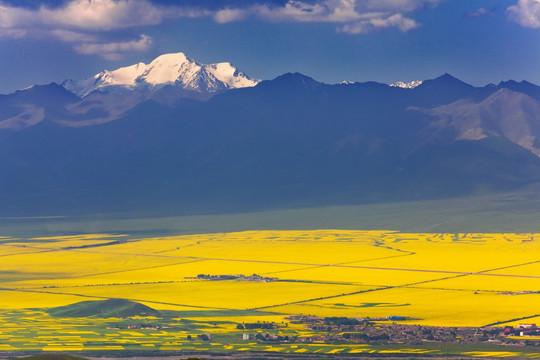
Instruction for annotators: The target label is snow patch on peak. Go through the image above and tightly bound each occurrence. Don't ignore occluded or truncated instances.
[143,53,199,87]
[63,52,260,97]
[151,52,190,64]
[206,62,257,89]
[390,80,423,89]
[105,62,147,85]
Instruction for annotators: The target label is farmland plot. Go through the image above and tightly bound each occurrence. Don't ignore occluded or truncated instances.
[0,230,538,357]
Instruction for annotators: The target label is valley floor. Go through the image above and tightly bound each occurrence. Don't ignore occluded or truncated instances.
[0,230,538,358]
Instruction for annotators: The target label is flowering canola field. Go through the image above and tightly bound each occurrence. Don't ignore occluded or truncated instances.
[0,230,539,356]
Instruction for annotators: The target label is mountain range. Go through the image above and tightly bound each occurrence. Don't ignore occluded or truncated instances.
[61,52,260,97]
[0,53,259,130]
[1,53,540,216]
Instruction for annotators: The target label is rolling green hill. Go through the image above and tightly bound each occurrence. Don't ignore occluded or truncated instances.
[47,298,160,318]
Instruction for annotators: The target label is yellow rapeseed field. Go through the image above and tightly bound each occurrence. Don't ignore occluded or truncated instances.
[0,230,538,327]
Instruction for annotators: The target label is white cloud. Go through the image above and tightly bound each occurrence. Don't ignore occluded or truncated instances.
[74,34,152,60]
[507,0,540,28]
[212,0,433,33]
[465,7,493,18]
[52,29,98,42]
[361,0,439,13]
[0,0,166,30]
[338,13,419,34]
[371,13,420,31]
[214,8,248,23]
[0,4,35,29]
[0,0,439,53]
[0,0,170,58]
[43,0,164,30]
[0,28,26,38]
[261,1,336,22]
[218,1,382,23]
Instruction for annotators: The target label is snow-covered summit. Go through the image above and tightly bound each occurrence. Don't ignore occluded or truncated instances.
[390,80,423,89]
[62,52,260,97]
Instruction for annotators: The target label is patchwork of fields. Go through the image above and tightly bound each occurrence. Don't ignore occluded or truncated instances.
[0,230,539,357]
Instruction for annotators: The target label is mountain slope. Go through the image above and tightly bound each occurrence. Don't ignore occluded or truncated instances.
[410,88,540,156]
[1,72,540,216]
[0,83,80,130]
[498,80,540,101]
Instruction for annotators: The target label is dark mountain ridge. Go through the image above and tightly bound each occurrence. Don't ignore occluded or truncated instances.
[1,73,540,216]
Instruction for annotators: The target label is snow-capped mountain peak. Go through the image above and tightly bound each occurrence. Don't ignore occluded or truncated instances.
[62,52,260,97]
[141,52,194,86]
[390,80,423,89]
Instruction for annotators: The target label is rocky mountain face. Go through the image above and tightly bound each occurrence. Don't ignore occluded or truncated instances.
[411,88,540,156]
[1,67,540,216]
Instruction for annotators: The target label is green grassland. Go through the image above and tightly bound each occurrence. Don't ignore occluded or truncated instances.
[3,187,540,239]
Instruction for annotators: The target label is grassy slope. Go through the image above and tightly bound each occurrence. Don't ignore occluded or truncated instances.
[47,299,160,318]
[2,185,540,237]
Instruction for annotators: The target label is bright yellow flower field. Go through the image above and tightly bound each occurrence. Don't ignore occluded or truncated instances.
[0,230,538,327]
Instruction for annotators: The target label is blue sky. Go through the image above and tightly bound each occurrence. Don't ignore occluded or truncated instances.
[0,0,539,94]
